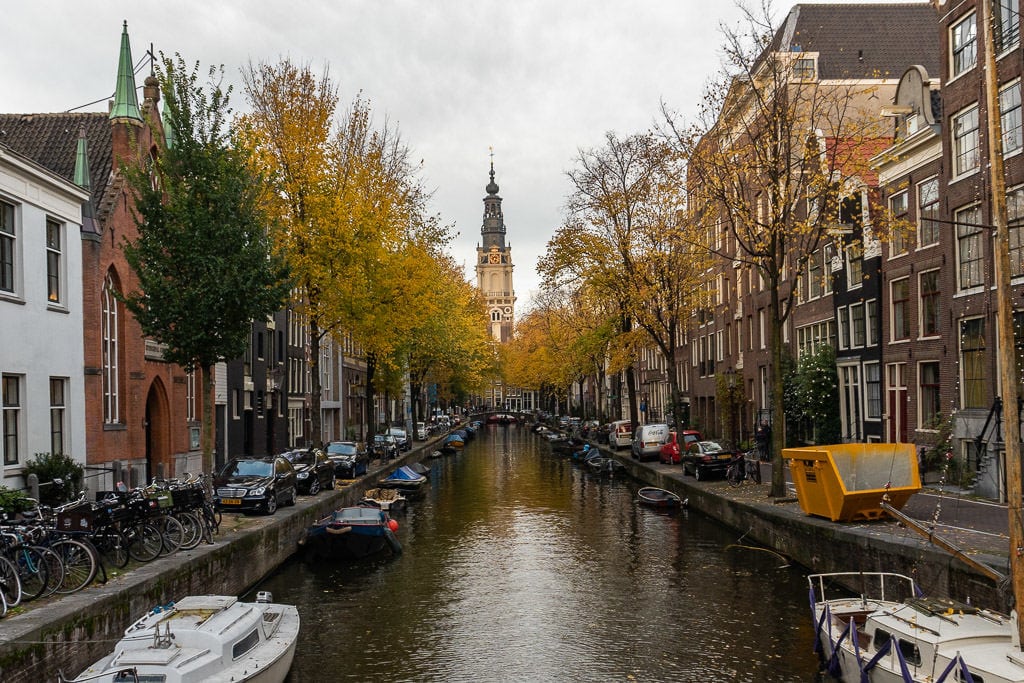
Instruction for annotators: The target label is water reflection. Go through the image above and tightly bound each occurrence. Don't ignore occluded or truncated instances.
[251,424,823,682]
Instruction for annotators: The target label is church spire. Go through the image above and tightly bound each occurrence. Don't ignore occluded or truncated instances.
[109,21,141,122]
[481,149,505,249]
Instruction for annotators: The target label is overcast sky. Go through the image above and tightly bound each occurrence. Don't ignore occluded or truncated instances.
[2,0,907,313]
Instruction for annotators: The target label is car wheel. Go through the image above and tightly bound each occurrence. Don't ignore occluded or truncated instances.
[287,488,297,506]
[265,494,278,515]
[694,466,703,481]
[308,478,320,496]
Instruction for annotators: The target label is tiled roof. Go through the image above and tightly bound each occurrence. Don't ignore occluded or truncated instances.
[0,112,113,209]
[772,3,940,80]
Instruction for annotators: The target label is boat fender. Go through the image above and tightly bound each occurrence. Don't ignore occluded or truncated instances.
[388,519,399,532]
[326,524,352,535]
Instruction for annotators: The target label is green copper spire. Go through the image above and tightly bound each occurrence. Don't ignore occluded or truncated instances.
[109,21,141,121]
[73,127,91,189]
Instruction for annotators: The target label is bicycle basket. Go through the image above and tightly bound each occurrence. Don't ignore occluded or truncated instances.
[145,491,174,510]
[56,503,94,532]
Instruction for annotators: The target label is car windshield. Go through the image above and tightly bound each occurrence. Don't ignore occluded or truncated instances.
[327,443,356,456]
[226,460,272,477]
[375,435,391,443]
[283,451,312,465]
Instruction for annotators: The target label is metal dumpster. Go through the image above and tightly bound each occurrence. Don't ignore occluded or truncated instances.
[785,443,921,522]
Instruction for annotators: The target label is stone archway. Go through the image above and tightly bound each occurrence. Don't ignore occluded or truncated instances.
[145,379,170,482]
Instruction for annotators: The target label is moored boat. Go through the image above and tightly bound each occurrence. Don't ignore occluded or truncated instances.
[586,456,624,476]
[359,487,407,513]
[637,487,683,508]
[301,506,402,561]
[64,593,299,683]
[441,432,464,453]
[810,571,1024,682]
[380,465,427,493]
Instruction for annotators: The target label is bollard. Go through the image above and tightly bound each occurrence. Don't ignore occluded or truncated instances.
[27,473,39,501]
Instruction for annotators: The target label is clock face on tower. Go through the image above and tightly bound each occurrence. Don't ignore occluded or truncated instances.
[489,253,501,264]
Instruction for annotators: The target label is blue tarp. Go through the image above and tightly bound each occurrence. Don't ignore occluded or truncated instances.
[384,466,426,483]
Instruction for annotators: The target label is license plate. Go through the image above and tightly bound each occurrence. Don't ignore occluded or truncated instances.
[220,498,242,505]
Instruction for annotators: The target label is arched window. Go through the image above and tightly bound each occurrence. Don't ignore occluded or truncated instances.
[102,273,121,423]
[491,310,501,322]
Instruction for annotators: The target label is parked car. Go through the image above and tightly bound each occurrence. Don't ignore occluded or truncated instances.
[372,434,400,460]
[280,448,335,495]
[659,429,703,464]
[416,421,427,440]
[681,440,733,480]
[326,441,370,479]
[388,427,411,452]
[213,455,297,515]
[608,420,632,451]
[631,423,670,461]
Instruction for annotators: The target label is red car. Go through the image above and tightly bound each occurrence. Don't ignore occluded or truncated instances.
[659,430,702,464]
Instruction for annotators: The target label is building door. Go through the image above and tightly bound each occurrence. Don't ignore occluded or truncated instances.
[886,363,907,442]
[145,380,170,482]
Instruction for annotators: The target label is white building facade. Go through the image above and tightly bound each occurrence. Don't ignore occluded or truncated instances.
[0,143,88,485]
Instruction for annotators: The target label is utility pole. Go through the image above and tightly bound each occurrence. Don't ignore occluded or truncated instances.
[980,0,1024,638]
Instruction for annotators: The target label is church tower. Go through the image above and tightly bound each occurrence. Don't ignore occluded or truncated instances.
[475,155,516,343]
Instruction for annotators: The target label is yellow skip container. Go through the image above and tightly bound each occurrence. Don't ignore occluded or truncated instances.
[785,443,921,522]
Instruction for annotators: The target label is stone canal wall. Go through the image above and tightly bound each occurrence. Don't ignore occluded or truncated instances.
[615,456,1008,610]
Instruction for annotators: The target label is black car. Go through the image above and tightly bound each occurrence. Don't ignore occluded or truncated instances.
[681,440,734,480]
[281,448,335,495]
[388,427,411,452]
[214,455,297,515]
[326,441,370,479]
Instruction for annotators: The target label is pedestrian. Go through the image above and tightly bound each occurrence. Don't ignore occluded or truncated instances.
[755,421,771,462]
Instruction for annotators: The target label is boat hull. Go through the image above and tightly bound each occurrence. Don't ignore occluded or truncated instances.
[637,487,681,508]
[302,507,402,561]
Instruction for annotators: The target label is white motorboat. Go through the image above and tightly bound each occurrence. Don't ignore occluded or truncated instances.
[64,592,299,683]
[809,571,1024,682]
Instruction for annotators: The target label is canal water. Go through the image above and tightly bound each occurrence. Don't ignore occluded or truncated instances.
[249,424,824,682]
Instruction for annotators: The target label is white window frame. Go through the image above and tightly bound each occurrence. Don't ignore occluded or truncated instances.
[1001,78,1023,157]
[890,277,911,342]
[888,191,909,257]
[955,203,985,291]
[3,374,22,466]
[50,377,67,456]
[45,217,64,306]
[950,12,977,79]
[995,0,1020,54]
[0,199,19,298]
[917,177,940,248]
[102,274,120,424]
[952,103,981,178]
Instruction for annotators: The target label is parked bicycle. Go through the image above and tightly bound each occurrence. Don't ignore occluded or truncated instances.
[726,449,763,487]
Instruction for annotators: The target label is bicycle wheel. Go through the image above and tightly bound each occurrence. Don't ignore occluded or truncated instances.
[155,516,184,556]
[94,530,129,569]
[52,538,98,594]
[7,544,49,601]
[0,554,22,608]
[726,462,742,487]
[35,546,65,597]
[126,522,162,563]
[176,512,203,551]
[748,457,762,484]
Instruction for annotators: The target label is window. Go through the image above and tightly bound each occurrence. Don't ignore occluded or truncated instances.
[920,270,941,337]
[186,370,197,423]
[955,205,984,289]
[846,244,863,289]
[961,317,986,408]
[759,309,766,349]
[867,299,879,346]
[45,219,62,303]
[865,363,881,419]
[822,243,835,294]
[920,362,941,426]
[101,274,120,424]
[995,0,1020,53]
[889,191,909,255]
[953,105,980,176]
[50,378,66,455]
[918,178,940,247]
[807,250,822,300]
[951,13,977,78]
[891,278,910,341]
[797,320,836,358]
[792,57,816,80]
[837,306,849,350]
[232,629,261,659]
[1009,186,1024,277]
[0,200,15,293]
[1001,80,1023,155]
[2,375,20,466]
[851,302,866,348]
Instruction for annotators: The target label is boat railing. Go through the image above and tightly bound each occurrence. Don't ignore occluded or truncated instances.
[808,571,918,606]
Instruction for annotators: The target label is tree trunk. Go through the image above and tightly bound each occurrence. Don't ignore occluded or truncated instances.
[769,285,786,498]
[201,363,215,475]
[364,353,377,440]
[308,320,323,448]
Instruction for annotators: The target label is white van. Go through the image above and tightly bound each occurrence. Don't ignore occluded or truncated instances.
[609,420,632,450]
[632,423,670,461]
